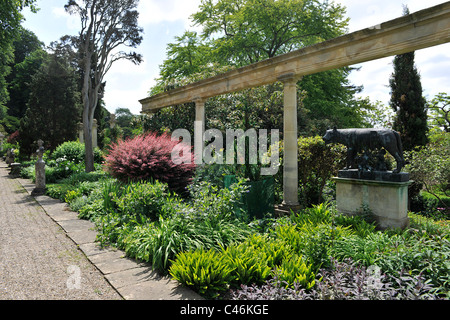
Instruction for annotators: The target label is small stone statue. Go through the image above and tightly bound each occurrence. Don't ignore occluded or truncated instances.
[6,148,15,165]
[36,139,45,163]
[32,140,46,196]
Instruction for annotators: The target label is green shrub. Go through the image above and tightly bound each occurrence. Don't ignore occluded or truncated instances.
[70,186,105,220]
[330,232,393,267]
[272,136,346,206]
[409,213,450,239]
[405,130,450,215]
[273,254,316,290]
[77,198,105,221]
[111,180,180,222]
[61,171,107,185]
[188,179,249,221]
[96,199,253,274]
[170,233,317,297]
[46,184,74,201]
[51,141,103,164]
[274,204,353,270]
[44,159,85,183]
[169,249,235,299]
[223,239,272,286]
[20,165,36,181]
[333,214,377,238]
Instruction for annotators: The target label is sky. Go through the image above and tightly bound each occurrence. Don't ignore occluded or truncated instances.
[21,0,450,116]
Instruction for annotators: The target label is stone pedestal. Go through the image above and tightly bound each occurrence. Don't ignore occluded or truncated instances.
[32,160,46,196]
[9,163,22,176]
[334,171,412,230]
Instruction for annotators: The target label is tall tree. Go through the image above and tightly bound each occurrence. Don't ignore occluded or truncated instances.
[19,53,82,156]
[192,0,348,66]
[65,0,143,172]
[7,28,46,120]
[159,31,214,81]
[0,0,38,110]
[427,93,449,132]
[150,0,366,135]
[114,107,135,139]
[389,6,428,151]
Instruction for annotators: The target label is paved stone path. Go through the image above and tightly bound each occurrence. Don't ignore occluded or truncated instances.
[0,161,202,300]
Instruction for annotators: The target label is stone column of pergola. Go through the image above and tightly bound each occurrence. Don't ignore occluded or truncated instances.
[194,98,206,165]
[278,74,302,207]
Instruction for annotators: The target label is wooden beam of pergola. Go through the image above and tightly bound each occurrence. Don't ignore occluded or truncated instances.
[140,1,450,112]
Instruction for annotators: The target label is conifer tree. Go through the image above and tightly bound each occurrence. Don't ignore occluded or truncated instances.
[389,7,428,151]
[19,53,81,156]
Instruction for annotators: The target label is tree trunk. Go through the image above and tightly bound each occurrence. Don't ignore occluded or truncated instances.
[81,55,96,173]
[83,109,95,173]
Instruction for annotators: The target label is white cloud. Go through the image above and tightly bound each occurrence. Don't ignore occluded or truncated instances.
[340,0,450,105]
[138,0,202,30]
[51,7,80,31]
[340,0,449,32]
[103,76,156,115]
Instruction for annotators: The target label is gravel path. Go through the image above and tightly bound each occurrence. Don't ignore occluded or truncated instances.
[0,162,122,300]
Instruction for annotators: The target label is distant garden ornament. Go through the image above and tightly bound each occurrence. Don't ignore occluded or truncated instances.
[6,148,15,166]
[32,140,46,196]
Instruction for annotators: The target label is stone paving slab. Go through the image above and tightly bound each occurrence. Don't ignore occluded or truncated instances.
[119,279,199,300]
[59,219,96,233]
[15,169,203,301]
[46,209,79,222]
[88,250,145,275]
[79,242,114,257]
[66,229,98,245]
[105,266,159,289]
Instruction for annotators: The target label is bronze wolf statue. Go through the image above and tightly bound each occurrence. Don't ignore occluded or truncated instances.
[322,128,405,173]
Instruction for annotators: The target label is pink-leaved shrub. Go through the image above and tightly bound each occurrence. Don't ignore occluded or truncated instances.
[104,132,195,195]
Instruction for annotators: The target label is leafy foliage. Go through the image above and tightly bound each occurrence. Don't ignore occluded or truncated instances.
[272,136,346,205]
[36,140,450,300]
[51,141,103,165]
[389,47,428,150]
[104,132,196,195]
[95,179,252,274]
[109,180,180,222]
[147,0,371,137]
[170,233,316,298]
[65,0,143,172]
[428,92,450,132]
[229,258,442,300]
[6,28,45,121]
[192,0,348,66]
[405,130,450,214]
[19,53,82,156]
[169,249,235,299]
[0,1,38,113]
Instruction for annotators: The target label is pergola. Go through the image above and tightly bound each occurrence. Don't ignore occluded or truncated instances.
[140,2,450,208]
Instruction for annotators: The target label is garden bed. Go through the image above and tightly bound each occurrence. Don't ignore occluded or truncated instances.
[17,137,449,300]
[21,164,450,300]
